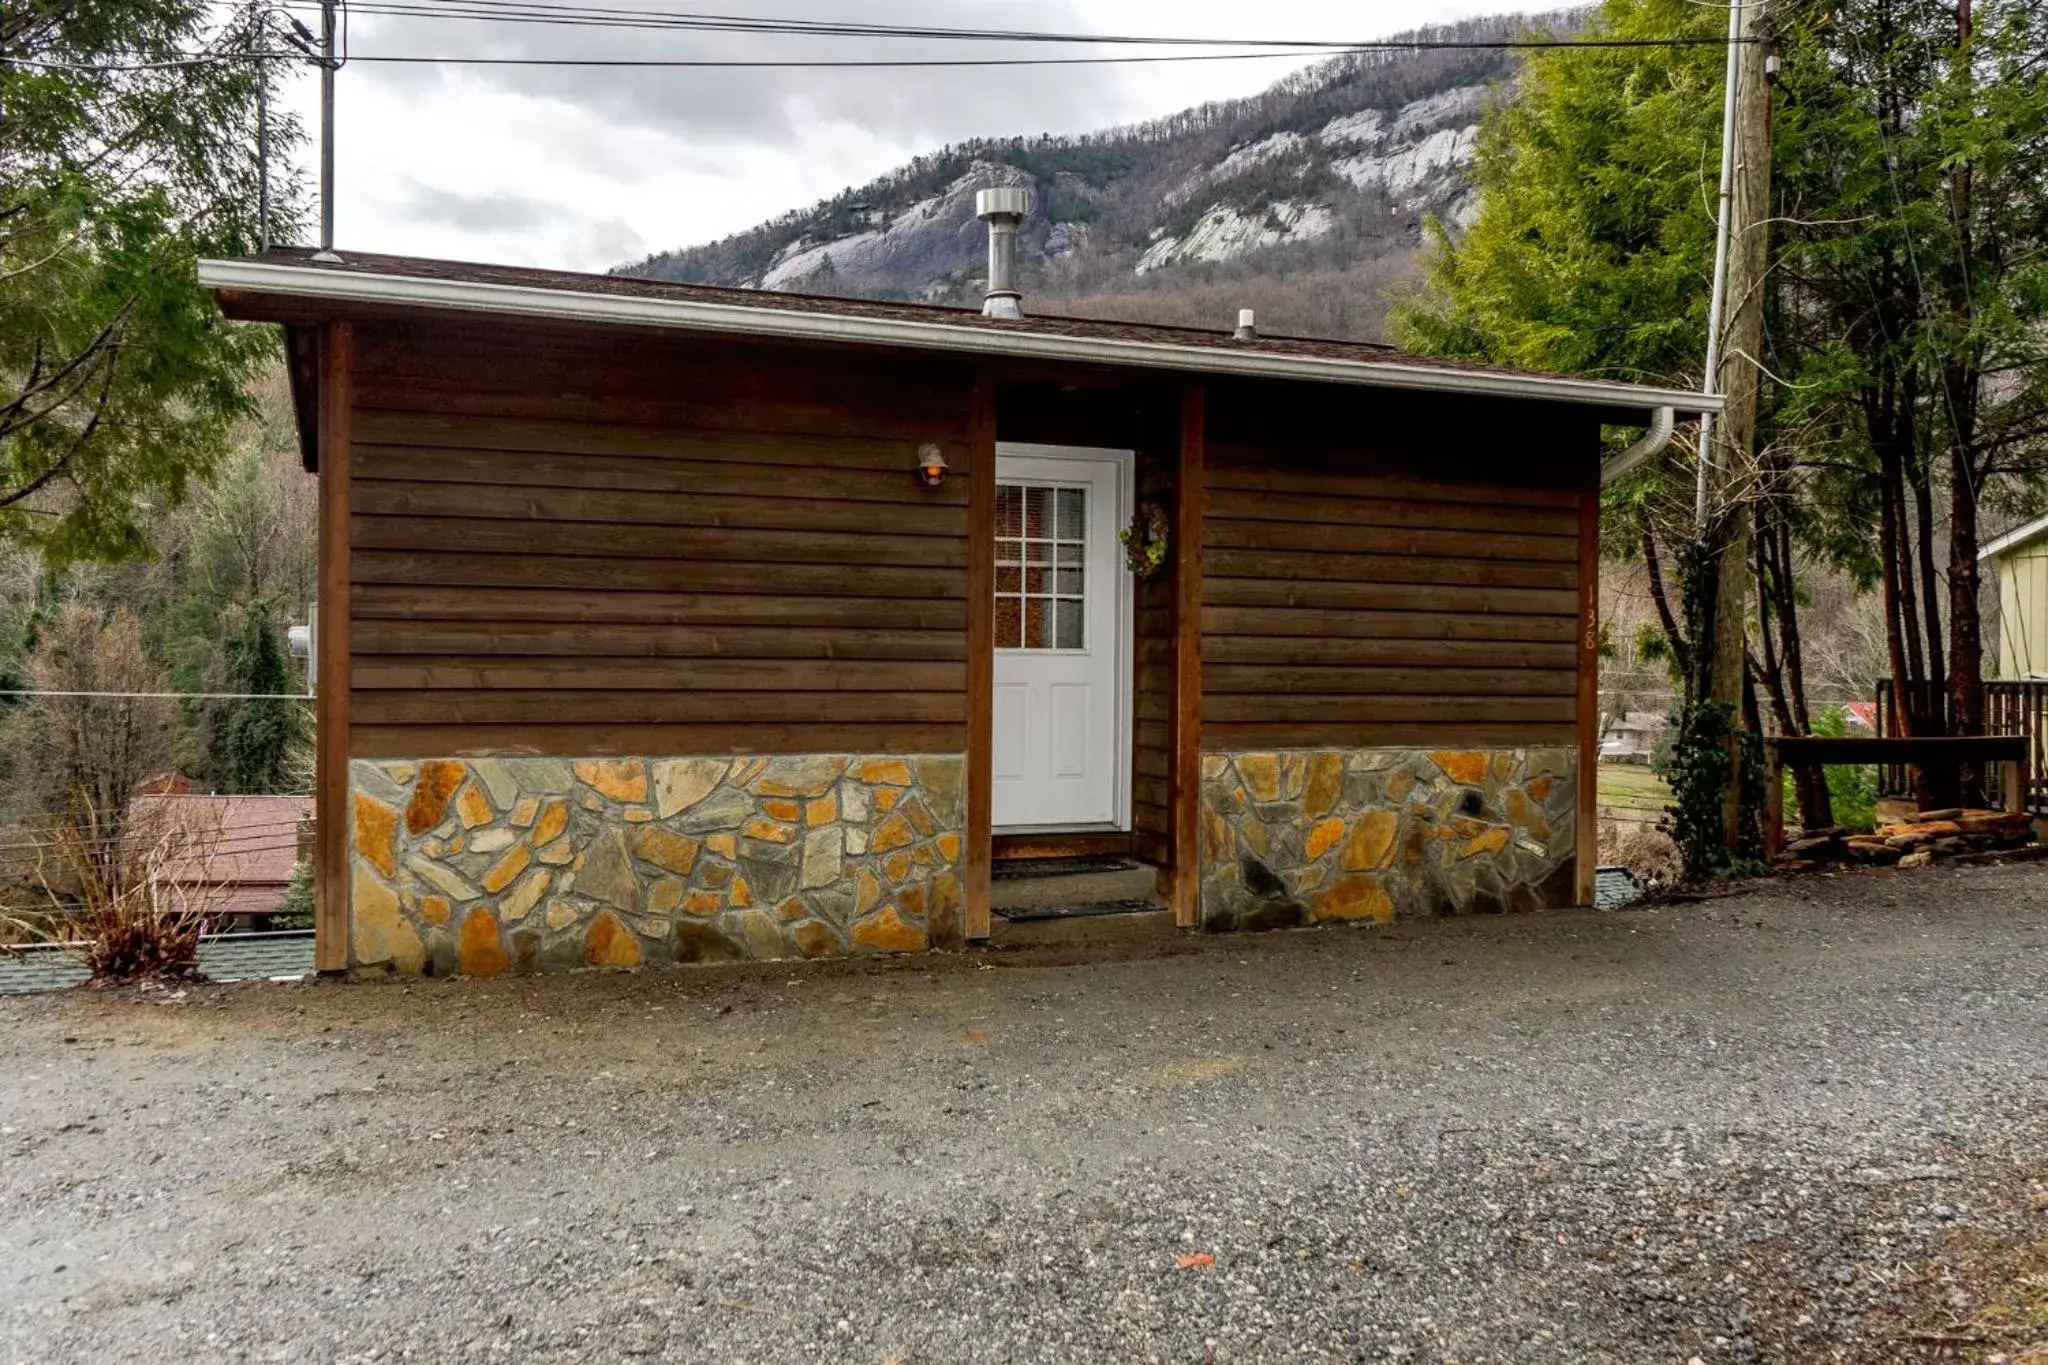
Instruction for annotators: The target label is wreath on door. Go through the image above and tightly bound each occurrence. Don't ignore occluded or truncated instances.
[1120,502,1170,580]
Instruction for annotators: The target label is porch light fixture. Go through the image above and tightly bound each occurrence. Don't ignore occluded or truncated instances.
[916,443,949,487]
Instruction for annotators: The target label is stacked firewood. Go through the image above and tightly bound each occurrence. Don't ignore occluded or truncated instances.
[1774,808,2038,871]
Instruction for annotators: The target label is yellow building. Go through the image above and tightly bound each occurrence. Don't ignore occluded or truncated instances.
[1985,513,2048,679]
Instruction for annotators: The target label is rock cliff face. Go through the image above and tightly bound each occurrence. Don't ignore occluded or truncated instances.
[622,13,1570,337]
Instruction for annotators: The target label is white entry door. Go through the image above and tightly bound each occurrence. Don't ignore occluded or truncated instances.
[992,446,1131,830]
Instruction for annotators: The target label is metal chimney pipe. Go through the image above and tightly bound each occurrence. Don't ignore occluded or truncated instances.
[1234,308,1257,341]
[975,187,1028,320]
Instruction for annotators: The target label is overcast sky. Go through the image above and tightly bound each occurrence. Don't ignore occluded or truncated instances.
[276,1,1561,272]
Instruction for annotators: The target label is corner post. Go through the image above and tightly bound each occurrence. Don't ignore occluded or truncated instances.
[964,371,997,942]
[314,321,353,973]
[1575,457,1600,906]
[1168,383,1206,927]
[1764,740,1784,859]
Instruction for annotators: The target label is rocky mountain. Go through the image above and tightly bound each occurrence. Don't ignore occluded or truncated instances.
[622,13,1577,342]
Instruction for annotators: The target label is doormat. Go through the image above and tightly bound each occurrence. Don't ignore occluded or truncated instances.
[991,856,1143,881]
[992,897,1165,923]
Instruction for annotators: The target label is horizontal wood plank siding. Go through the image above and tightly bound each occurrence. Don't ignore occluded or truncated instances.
[347,317,973,757]
[1131,394,1177,867]
[1201,382,1597,752]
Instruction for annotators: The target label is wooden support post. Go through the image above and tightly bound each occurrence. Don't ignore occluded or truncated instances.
[2004,758,2025,816]
[1574,457,1600,906]
[314,321,353,973]
[964,371,997,943]
[1167,383,1206,928]
[1764,740,1784,859]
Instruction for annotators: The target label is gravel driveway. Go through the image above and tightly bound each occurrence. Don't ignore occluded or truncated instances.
[3,865,2045,1364]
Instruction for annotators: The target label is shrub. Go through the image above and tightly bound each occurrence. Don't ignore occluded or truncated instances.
[0,796,219,984]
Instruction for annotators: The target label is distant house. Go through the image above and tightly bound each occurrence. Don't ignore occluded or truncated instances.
[128,794,313,922]
[1599,712,1666,763]
[1984,513,2048,678]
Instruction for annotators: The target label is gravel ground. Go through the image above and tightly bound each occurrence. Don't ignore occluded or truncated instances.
[3,864,2046,1364]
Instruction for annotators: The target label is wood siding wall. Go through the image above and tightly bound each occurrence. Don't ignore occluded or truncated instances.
[345,318,975,759]
[1131,398,1178,868]
[1200,383,1594,752]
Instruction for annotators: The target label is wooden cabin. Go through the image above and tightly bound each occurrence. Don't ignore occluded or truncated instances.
[202,246,1715,975]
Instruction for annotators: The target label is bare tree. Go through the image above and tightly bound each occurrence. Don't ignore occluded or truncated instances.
[7,604,176,878]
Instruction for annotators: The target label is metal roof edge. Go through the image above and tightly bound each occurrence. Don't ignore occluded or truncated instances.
[199,258,1723,418]
[1982,511,2048,560]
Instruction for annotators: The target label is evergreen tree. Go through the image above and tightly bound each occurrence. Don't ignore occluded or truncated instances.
[1397,0,2048,847]
[217,606,298,793]
[2,0,302,560]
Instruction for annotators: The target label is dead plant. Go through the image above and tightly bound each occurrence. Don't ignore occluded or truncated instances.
[7,794,230,985]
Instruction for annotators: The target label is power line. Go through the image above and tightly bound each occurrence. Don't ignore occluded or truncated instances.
[341,49,1472,68]
[262,0,1448,46]
[0,689,312,700]
[0,33,1756,75]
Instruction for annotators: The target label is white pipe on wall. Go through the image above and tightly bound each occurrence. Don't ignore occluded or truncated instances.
[1696,0,1747,528]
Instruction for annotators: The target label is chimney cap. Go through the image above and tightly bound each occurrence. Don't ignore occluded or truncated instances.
[976,186,1030,221]
[1234,308,1257,341]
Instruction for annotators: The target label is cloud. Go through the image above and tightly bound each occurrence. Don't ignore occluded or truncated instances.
[346,0,1135,151]
[301,0,1571,273]
[585,217,645,263]
[392,178,557,232]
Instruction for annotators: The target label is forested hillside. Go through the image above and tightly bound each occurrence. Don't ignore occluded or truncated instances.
[623,13,1579,341]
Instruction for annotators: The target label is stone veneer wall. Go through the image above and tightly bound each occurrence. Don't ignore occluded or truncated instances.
[348,754,964,975]
[1199,748,1577,930]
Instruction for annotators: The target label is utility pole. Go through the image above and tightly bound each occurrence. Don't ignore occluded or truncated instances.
[312,0,340,262]
[256,46,270,251]
[1706,0,1777,847]
[246,0,271,252]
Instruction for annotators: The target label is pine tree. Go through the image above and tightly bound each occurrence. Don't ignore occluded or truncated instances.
[217,607,299,794]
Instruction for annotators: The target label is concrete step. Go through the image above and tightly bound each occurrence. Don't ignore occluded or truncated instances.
[986,905,1177,950]
[988,857,1161,912]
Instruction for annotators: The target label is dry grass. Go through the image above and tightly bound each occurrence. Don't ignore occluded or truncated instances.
[0,798,226,985]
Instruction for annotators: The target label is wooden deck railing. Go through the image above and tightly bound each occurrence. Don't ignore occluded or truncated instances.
[1874,678,2048,813]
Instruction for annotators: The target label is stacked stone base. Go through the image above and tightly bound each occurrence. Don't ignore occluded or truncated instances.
[1200,748,1577,930]
[348,754,964,975]
[341,745,1577,975]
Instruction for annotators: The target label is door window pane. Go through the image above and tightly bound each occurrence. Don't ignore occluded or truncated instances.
[1056,487,1086,540]
[995,480,1087,651]
[1055,598,1084,649]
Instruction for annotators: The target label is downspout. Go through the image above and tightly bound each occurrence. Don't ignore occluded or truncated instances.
[1603,406,1676,484]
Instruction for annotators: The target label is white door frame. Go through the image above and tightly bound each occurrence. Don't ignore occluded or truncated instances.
[992,441,1135,834]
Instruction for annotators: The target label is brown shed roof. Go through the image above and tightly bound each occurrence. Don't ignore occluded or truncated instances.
[128,793,311,890]
[202,247,1717,426]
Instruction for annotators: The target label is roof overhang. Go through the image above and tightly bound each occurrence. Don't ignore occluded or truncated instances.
[200,257,1723,425]
[1982,511,2048,560]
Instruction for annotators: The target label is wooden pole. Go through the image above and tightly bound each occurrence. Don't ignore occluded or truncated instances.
[964,372,996,943]
[1764,741,1784,859]
[1708,0,1775,849]
[1167,383,1206,928]
[314,321,353,973]
[1575,453,1600,906]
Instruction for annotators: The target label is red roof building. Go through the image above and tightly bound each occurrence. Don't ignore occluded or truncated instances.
[128,794,313,918]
